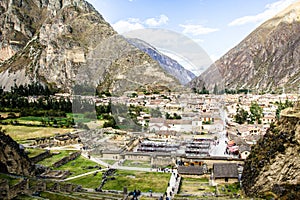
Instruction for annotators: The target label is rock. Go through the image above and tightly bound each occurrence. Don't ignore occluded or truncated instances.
[242,102,300,198]
[0,0,181,95]
[190,1,300,93]
[0,129,35,176]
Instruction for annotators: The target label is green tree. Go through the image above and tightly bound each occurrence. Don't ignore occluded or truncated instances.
[150,107,162,118]
[213,84,218,95]
[275,100,294,119]
[249,101,263,124]
[234,106,248,124]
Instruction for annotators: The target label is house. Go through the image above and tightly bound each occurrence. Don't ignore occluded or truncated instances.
[165,119,193,132]
[262,114,276,124]
[213,163,239,184]
[177,166,205,176]
[239,144,251,159]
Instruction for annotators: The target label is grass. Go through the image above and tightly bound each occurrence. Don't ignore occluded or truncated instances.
[122,160,151,168]
[102,170,170,193]
[178,176,215,197]
[67,113,94,123]
[101,159,117,165]
[26,148,47,158]
[67,172,103,189]
[67,170,170,193]
[2,125,73,140]
[40,191,79,200]
[217,182,242,197]
[37,150,77,167]
[13,194,40,200]
[0,173,22,186]
[55,156,103,177]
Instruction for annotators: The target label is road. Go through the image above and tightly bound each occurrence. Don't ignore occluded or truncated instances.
[209,130,228,157]
[166,169,180,199]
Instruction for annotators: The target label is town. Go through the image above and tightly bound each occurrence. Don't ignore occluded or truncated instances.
[0,84,298,199]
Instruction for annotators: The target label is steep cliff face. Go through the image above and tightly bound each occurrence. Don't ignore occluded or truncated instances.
[0,130,34,176]
[242,102,300,198]
[191,1,300,93]
[0,0,180,94]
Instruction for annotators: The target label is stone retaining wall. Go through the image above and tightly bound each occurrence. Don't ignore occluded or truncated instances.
[30,150,51,163]
[52,151,81,168]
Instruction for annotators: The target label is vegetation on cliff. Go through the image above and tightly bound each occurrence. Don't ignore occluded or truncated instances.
[242,102,300,199]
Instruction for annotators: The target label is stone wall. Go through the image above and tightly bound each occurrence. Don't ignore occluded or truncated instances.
[0,177,83,200]
[52,151,81,168]
[30,150,51,163]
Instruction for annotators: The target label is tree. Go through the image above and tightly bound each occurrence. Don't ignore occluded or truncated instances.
[234,106,248,124]
[150,107,162,118]
[213,84,218,95]
[249,101,263,124]
[103,117,117,128]
[275,100,294,119]
[199,86,209,94]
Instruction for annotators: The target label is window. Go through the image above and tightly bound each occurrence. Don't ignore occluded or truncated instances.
[225,177,228,182]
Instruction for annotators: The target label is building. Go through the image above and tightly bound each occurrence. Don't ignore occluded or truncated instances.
[213,163,239,184]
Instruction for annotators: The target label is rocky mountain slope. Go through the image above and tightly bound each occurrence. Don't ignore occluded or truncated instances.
[242,102,300,198]
[126,38,196,85]
[191,1,300,93]
[0,0,181,95]
[0,129,34,176]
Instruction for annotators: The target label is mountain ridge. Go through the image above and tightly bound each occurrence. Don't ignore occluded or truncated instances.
[190,1,300,93]
[0,0,182,95]
[127,38,196,85]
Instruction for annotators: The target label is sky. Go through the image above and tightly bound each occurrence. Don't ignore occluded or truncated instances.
[86,0,297,73]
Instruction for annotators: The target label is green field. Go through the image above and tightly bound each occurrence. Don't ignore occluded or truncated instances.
[67,172,103,189]
[55,156,103,177]
[102,170,170,193]
[0,173,22,186]
[122,160,151,168]
[2,125,73,140]
[67,113,94,123]
[100,159,117,165]
[26,148,47,158]
[217,182,242,197]
[37,150,77,167]
[178,176,215,197]
[67,170,170,193]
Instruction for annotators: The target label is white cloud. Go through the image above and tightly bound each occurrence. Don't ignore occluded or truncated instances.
[180,24,219,36]
[228,0,297,26]
[145,14,169,26]
[112,18,144,34]
[112,14,169,34]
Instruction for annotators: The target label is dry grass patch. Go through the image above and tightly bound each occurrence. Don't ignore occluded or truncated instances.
[2,125,73,140]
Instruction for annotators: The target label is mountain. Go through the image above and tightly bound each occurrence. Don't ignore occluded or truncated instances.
[0,0,181,95]
[190,1,300,93]
[126,38,196,85]
[242,102,300,198]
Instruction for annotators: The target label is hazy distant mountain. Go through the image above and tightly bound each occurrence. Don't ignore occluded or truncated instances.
[190,1,300,93]
[0,0,181,95]
[127,38,196,85]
